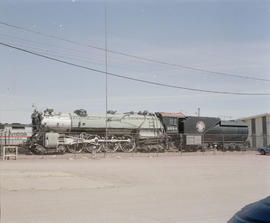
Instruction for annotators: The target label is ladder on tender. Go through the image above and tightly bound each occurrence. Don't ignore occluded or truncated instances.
[149,118,156,129]
[149,117,157,137]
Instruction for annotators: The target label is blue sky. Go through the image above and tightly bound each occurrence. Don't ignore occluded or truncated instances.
[0,0,269,123]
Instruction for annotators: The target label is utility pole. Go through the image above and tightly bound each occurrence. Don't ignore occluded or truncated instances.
[105,7,108,150]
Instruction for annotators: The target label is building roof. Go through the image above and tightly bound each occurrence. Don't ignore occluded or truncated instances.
[241,113,270,121]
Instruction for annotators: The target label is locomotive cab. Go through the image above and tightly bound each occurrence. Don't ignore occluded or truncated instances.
[156,112,185,150]
[155,112,185,135]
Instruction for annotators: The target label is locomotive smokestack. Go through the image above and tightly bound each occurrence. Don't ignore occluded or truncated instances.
[198,107,200,117]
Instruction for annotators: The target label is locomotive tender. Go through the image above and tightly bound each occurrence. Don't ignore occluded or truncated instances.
[179,116,249,151]
[27,108,249,154]
[157,113,248,151]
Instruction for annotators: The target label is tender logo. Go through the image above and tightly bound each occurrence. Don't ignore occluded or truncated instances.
[196,121,205,133]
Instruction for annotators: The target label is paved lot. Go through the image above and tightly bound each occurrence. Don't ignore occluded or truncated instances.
[1,151,270,223]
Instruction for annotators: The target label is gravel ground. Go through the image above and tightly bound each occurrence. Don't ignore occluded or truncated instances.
[1,151,270,223]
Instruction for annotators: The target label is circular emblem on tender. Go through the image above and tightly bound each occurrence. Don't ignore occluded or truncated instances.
[196,121,205,133]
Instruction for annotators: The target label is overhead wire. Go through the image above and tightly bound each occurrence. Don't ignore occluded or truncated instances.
[1,20,269,82]
[0,41,269,96]
[0,34,106,66]
[0,32,104,60]
[0,32,104,58]
[0,33,169,77]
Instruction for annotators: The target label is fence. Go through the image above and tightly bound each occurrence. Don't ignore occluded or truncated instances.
[183,133,270,151]
[1,128,269,154]
[247,134,270,149]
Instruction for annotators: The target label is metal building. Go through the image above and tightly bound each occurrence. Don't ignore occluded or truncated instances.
[241,113,270,148]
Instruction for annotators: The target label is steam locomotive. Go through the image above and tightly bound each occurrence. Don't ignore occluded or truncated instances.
[27,109,249,154]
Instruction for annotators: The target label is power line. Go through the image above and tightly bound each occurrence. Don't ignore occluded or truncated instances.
[0,34,167,76]
[0,32,104,58]
[105,7,108,149]
[1,41,270,96]
[0,32,154,73]
[0,37,105,66]
[1,20,269,82]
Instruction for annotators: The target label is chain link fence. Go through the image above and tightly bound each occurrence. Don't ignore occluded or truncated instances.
[1,126,269,154]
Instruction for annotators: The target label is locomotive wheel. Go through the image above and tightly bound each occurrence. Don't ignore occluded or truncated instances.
[122,141,136,152]
[96,143,111,153]
[96,143,104,152]
[158,145,165,152]
[149,145,158,152]
[85,144,99,153]
[67,144,84,153]
[57,145,66,154]
[108,143,117,152]
[29,145,46,155]
[139,145,149,152]
[112,143,122,152]
[168,141,177,150]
